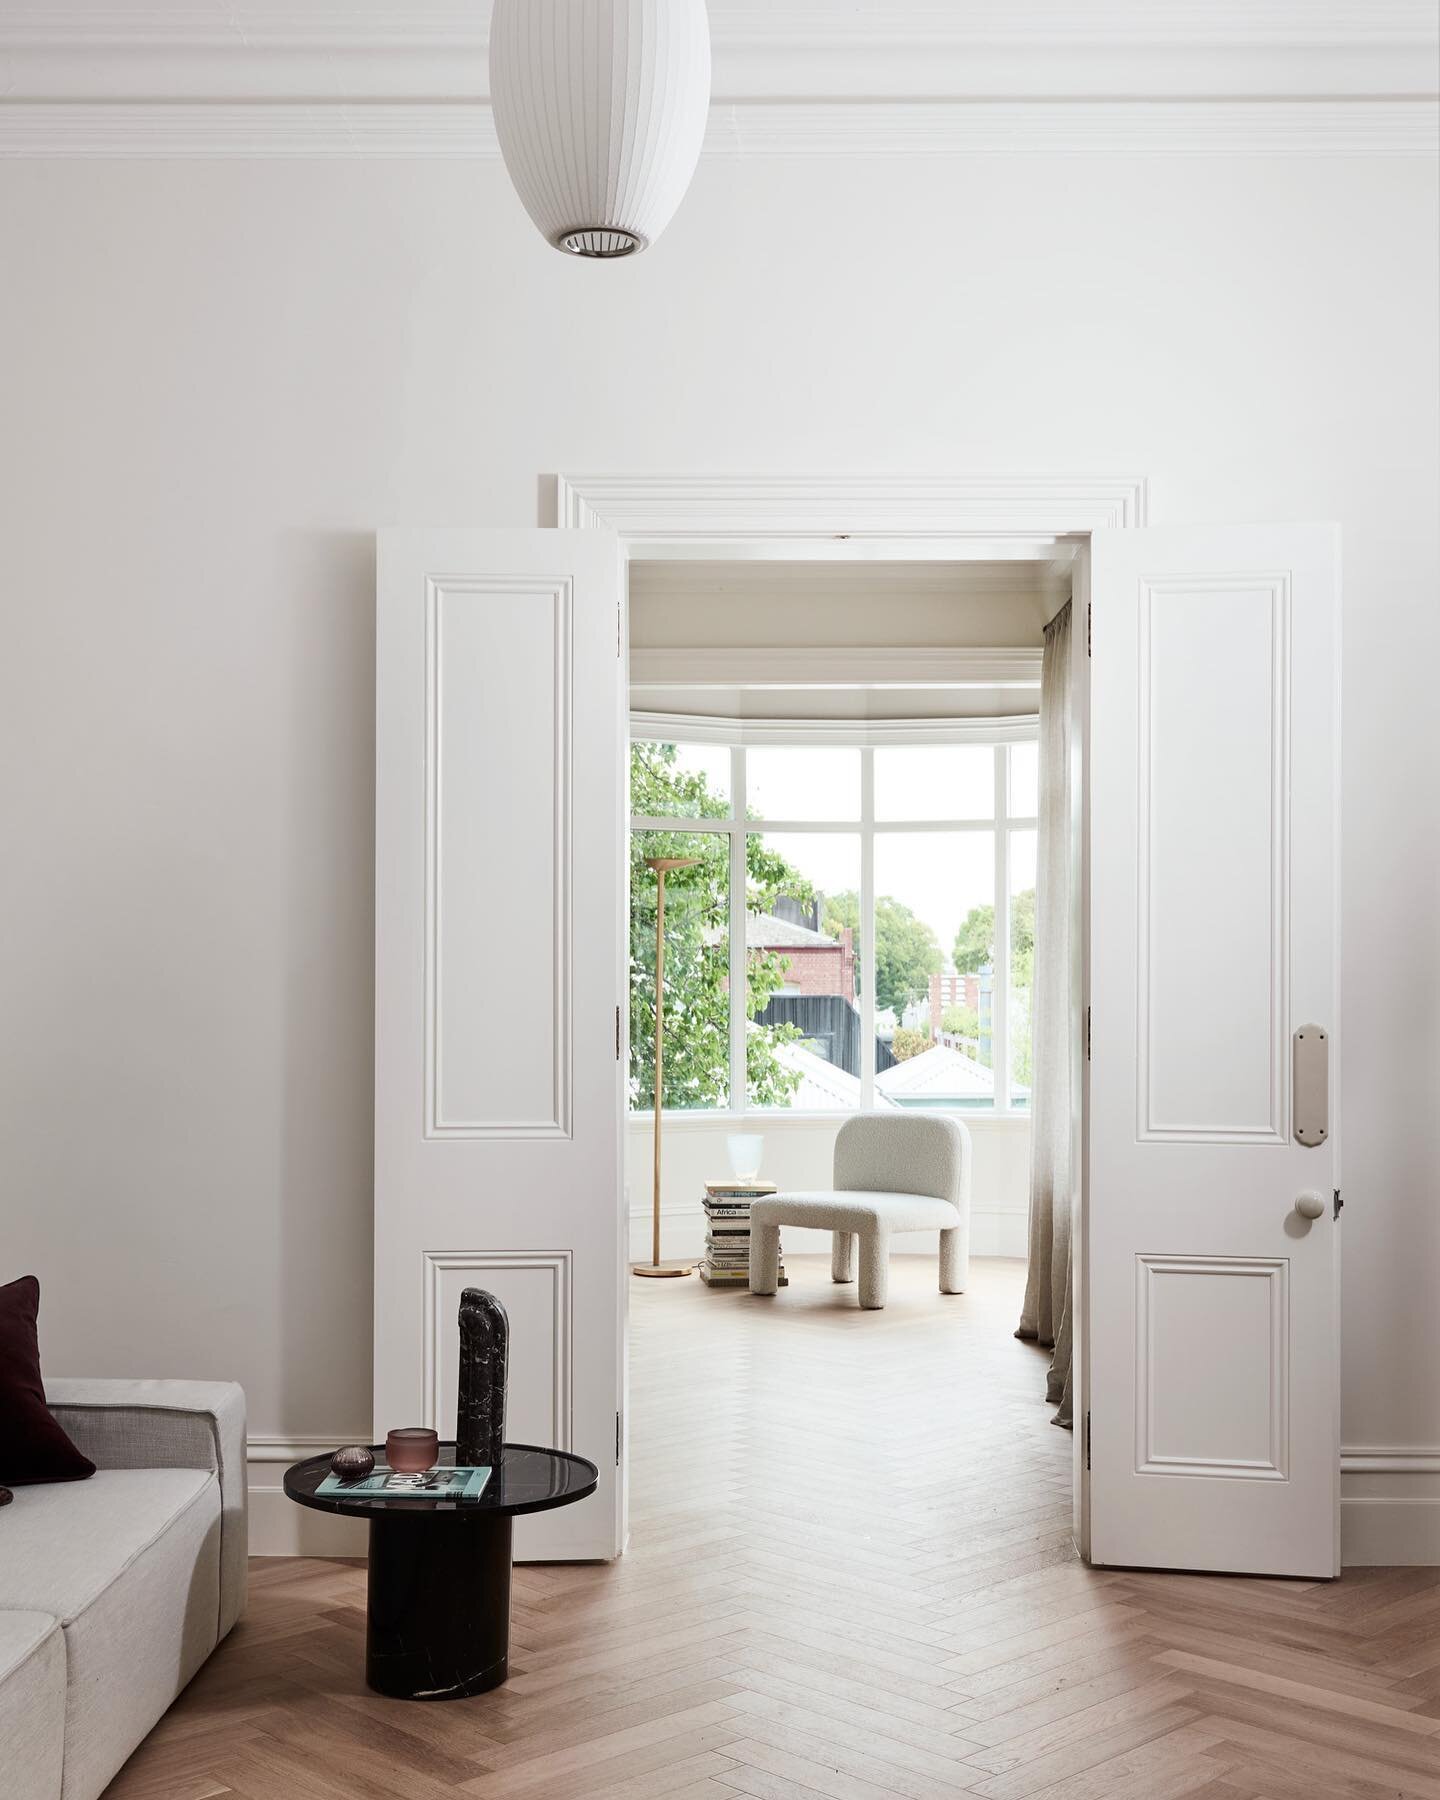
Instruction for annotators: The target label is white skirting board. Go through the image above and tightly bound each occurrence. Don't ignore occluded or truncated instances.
[1340,1450,1440,1566]
[247,1438,368,1558]
[245,1439,1440,1565]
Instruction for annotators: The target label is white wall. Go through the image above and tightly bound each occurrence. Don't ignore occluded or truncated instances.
[1,152,1435,1559]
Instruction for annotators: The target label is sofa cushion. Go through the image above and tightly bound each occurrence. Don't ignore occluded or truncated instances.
[0,1471,222,1800]
[0,1276,95,1486]
[0,1611,65,1800]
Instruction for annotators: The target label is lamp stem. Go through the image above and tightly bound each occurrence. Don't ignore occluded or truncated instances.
[652,867,665,1267]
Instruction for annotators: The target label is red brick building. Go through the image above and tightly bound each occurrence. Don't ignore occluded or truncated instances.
[748,913,855,1001]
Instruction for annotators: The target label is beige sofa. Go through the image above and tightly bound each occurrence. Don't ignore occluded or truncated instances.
[0,1380,247,1800]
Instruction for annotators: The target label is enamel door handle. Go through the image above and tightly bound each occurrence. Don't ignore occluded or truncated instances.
[1293,1191,1327,1221]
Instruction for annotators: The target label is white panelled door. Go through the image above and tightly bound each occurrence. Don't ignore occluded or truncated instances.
[1088,525,1340,1578]
[375,529,625,1560]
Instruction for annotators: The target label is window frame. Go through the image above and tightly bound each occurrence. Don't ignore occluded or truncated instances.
[629,715,1039,1120]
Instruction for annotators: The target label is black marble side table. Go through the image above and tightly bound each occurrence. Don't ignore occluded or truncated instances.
[284,1441,598,1700]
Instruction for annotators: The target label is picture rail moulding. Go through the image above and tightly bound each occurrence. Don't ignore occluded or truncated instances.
[1,105,1435,163]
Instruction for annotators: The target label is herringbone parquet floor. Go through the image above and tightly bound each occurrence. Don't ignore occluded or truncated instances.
[105,1257,1440,1799]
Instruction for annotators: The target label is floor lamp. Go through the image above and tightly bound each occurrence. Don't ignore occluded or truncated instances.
[633,854,700,1279]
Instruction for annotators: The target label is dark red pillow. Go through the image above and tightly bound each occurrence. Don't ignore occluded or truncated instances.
[0,1276,95,1485]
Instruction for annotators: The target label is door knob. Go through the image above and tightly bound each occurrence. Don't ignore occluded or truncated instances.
[1293,1191,1326,1221]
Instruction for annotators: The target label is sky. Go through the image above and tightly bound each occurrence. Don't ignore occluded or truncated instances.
[637,740,1038,962]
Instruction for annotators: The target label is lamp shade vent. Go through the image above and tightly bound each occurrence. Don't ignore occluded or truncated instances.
[489,0,711,259]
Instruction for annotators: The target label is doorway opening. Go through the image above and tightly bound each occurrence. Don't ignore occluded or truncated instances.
[621,551,1089,1556]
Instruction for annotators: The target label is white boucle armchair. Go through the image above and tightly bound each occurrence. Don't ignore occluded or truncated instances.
[749,1112,972,1309]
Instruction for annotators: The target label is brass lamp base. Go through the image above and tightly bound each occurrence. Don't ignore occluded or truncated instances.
[631,1262,694,1279]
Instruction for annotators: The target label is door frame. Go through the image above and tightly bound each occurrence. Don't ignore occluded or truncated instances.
[556,470,1148,1557]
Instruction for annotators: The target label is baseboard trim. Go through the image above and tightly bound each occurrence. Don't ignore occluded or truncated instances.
[248,1481,369,1557]
[245,1448,1440,1563]
[246,1434,369,1555]
[1341,1498,1440,1566]
[1340,1446,1440,1566]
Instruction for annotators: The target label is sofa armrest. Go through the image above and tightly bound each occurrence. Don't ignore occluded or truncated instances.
[44,1378,248,1639]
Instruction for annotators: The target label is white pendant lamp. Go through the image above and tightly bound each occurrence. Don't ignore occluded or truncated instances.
[489,0,711,259]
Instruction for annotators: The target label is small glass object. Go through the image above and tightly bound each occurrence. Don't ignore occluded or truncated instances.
[726,1133,764,1181]
[385,1427,439,1474]
[330,1444,375,1482]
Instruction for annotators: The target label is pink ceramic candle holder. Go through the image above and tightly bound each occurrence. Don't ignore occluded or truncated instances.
[385,1427,439,1474]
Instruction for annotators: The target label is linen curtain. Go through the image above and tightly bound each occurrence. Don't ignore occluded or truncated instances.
[1016,601,1074,1427]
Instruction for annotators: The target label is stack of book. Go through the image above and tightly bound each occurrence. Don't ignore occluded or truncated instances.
[698,1179,787,1287]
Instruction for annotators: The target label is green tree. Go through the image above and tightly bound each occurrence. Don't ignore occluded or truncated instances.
[941,1003,980,1039]
[951,889,1035,988]
[822,892,942,1015]
[889,1026,931,1063]
[952,891,1036,1084]
[629,743,811,1110]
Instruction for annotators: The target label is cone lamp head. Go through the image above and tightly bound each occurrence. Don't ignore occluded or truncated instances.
[489,0,712,259]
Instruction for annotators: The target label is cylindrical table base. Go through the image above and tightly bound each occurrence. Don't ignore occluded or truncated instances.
[365,1513,513,1700]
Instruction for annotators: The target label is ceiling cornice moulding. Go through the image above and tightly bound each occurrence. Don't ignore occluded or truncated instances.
[1,2,1435,159]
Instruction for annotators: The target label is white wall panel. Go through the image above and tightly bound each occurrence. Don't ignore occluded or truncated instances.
[1136,1255,1288,1479]
[1138,577,1288,1143]
[428,576,571,1137]
[422,1251,572,1449]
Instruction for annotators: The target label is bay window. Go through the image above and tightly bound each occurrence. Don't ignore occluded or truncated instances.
[629,726,1038,1116]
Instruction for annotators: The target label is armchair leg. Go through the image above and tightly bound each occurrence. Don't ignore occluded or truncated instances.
[831,1231,856,1283]
[858,1231,889,1310]
[749,1223,781,1296]
[939,1225,968,1295]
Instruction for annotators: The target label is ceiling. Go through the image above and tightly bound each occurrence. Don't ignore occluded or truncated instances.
[628,560,1056,722]
[630,560,1061,650]
[1,2,1435,158]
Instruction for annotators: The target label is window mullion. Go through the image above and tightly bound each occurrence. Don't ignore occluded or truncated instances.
[860,748,875,1111]
[728,746,747,1114]
[992,744,1011,1111]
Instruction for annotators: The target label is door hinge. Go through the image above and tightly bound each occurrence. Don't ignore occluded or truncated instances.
[615,1004,622,1060]
[1085,1006,1091,1062]
[615,1410,623,1466]
[1334,1187,1343,1221]
[1085,1410,1092,1471]
[1086,602,1092,658]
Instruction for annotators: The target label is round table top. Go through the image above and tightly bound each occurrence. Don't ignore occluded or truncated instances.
[283,1442,598,1520]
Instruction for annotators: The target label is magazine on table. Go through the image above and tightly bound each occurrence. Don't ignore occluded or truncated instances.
[316,1464,492,1502]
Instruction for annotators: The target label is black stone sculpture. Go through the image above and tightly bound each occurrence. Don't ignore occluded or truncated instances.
[456,1287,509,1467]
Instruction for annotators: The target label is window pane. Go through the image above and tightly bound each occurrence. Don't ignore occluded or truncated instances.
[1009,829,1037,1109]
[875,745,994,821]
[1009,742,1038,819]
[874,832,995,1111]
[744,747,859,822]
[746,831,861,1111]
[630,830,729,1112]
[630,740,730,819]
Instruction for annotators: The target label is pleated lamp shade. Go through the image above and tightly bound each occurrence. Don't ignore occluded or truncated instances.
[489,0,711,259]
